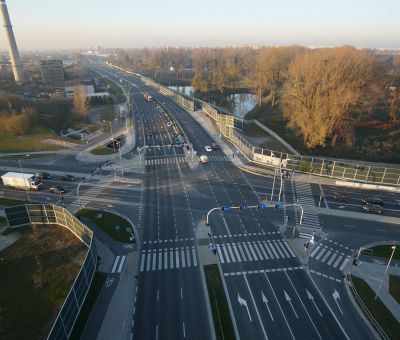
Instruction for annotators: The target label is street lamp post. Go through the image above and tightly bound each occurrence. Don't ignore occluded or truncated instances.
[375,245,397,300]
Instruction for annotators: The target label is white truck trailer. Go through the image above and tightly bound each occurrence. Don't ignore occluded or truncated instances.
[1,172,43,190]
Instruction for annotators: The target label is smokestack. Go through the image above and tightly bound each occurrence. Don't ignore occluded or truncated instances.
[0,0,23,83]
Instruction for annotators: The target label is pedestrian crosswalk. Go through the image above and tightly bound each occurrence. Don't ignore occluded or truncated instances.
[216,239,295,264]
[70,185,105,207]
[139,246,198,272]
[145,156,187,166]
[207,155,230,162]
[293,182,321,236]
[309,243,350,271]
[111,255,127,274]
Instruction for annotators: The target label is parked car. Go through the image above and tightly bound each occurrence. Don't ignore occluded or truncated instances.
[362,203,383,214]
[205,145,212,152]
[361,197,384,206]
[166,122,172,127]
[61,174,76,181]
[331,193,349,202]
[49,185,67,194]
[35,172,53,179]
[211,143,220,150]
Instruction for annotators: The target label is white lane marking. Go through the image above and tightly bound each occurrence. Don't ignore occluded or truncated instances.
[111,256,120,273]
[272,241,285,258]
[192,247,198,266]
[261,291,274,321]
[157,289,160,302]
[267,242,279,259]
[242,243,253,260]
[186,248,191,267]
[140,253,146,272]
[327,253,337,266]
[258,242,269,260]
[146,251,152,271]
[333,255,343,268]
[339,257,350,271]
[315,248,326,260]
[152,251,157,271]
[170,248,174,269]
[181,248,186,268]
[262,241,274,259]
[117,255,126,273]
[310,245,321,257]
[282,241,296,257]
[253,243,264,260]
[175,248,180,268]
[216,244,225,263]
[183,321,186,338]
[277,241,290,258]
[321,250,332,263]
[158,250,163,270]
[243,274,269,339]
[247,242,259,260]
[222,244,231,263]
[164,250,168,270]
[227,244,236,262]
[237,244,248,261]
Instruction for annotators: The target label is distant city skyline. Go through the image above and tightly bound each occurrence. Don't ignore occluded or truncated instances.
[1,0,399,50]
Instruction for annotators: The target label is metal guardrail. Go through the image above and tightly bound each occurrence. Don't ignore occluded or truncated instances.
[107,63,400,187]
[4,204,97,340]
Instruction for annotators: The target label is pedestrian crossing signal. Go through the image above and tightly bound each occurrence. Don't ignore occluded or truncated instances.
[256,204,266,211]
[238,205,243,211]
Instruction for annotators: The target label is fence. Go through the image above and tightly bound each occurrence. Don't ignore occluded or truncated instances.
[107,63,400,186]
[4,204,97,340]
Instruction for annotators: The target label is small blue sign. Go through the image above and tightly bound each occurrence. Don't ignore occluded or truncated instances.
[278,203,283,209]
[243,201,248,210]
[223,206,231,211]
[259,204,266,209]
[115,225,121,231]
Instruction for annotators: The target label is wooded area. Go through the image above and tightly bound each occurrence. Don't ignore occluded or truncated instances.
[112,46,400,151]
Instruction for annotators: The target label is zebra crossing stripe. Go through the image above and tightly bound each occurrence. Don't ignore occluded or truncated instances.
[321,250,332,263]
[232,244,241,261]
[111,256,120,273]
[253,243,263,260]
[273,242,284,258]
[186,248,191,267]
[243,243,253,260]
[152,252,157,270]
[117,256,126,273]
[268,241,279,259]
[339,257,349,271]
[217,245,225,263]
[262,241,274,259]
[158,250,163,270]
[247,242,258,260]
[170,248,174,269]
[333,255,343,268]
[237,244,248,261]
[192,248,197,266]
[277,241,290,258]
[258,241,269,260]
[164,250,168,269]
[222,244,230,263]
[310,245,321,257]
[140,254,146,272]
[283,241,296,257]
[146,251,151,271]
[227,244,236,262]
[327,253,337,266]
[181,249,186,267]
[175,248,180,268]
[316,248,326,260]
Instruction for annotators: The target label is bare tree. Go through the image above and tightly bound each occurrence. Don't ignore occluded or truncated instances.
[72,85,89,119]
[282,46,376,148]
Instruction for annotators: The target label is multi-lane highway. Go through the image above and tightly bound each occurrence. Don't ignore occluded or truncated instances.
[2,62,399,340]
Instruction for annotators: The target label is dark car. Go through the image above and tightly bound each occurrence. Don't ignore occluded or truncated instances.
[211,143,220,150]
[362,203,383,214]
[61,174,76,181]
[35,172,53,179]
[331,193,349,202]
[49,186,67,194]
[361,197,384,206]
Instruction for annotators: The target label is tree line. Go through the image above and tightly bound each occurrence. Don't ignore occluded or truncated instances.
[112,46,400,149]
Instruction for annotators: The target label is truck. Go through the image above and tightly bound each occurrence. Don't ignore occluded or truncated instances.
[1,172,43,191]
[143,92,152,102]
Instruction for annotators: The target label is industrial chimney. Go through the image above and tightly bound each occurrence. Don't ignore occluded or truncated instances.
[0,0,23,83]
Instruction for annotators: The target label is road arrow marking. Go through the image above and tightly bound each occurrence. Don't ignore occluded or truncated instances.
[262,291,274,321]
[333,289,343,315]
[306,289,322,316]
[284,290,298,318]
[238,294,252,322]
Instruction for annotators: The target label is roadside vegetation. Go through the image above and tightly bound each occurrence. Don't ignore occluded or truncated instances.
[204,264,235,340]
[0,197,28,207]
[351,275,400,339]
[0,224,86,340]
[90,145,118,155]
[389,275,400,304]
[111,46,400,163]
[365,245,400,261]
[76,209,134,243]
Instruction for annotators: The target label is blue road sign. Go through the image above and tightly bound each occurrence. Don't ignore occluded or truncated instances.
[278,203,283,209]
[243,201,248,210]
[223,206,231,211]
[259,204,266,209]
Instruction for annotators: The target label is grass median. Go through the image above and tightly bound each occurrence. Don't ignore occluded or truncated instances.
[76,209,134,243]
[366,245,400,261]
[389,275,400,304]
[0,197,27,207]
[351,275,400,339]
[90,146,118,155]
[204,264,235,340]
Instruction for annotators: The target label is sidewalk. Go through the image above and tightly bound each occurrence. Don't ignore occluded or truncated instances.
[350,261,400,322]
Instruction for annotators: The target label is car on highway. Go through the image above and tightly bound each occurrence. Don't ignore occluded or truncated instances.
[361,197,384,206]
[362,203,383,214]
[199,155,209,163]
[205,145,212,152]
[331,193,349,202]
[211,143,220,150]
[49,185,67,194]
[61,174,75,181]
[35,172,53,179]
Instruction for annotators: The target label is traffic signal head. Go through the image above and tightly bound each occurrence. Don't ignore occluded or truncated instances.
[238,205,243,212]
[274,204,278,210]
[221,206,225,212]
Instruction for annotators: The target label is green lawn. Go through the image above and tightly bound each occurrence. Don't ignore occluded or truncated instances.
[389,275,400,304]
[90,146,118,155]
[243,123,269,137]
[98,105,115,121]
[0,153,56,160]
[76,209,134,243]
[351,275,400,340]
[0,216,6,225]
[204,264,235,340]
[366,245,400,261]
[69,270,107,340]
[0,224,86,340]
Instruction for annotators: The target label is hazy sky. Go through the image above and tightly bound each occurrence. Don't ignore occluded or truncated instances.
[2,0,400,50]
